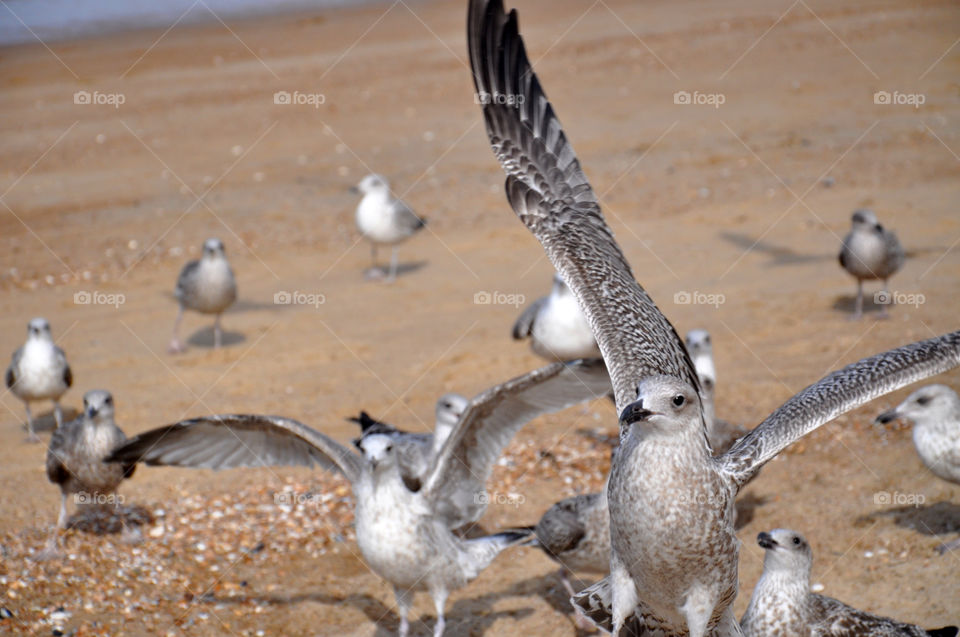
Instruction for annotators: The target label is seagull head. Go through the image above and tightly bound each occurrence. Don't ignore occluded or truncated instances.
[434,392,468,443]
[756,528,812,576]
[83,390,115,424]
[875,384,959,429]
[27,317,53,341]
[357,433,397,470]
[352,174,389,196]
[202,238,226,260]
[850,208,880,231]
[684,329,716,393]
[619,376,702,437]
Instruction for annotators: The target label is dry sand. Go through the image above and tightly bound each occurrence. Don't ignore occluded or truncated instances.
[1,0,959,634]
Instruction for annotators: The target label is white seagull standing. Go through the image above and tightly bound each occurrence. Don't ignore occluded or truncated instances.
[513,273,601,361]
[876,384,960,554]
[6,317,72,442]
[468,1,960,634]
[838,209,905,319]
[45,390,137,554]
[741,529,957,637]
[169,238,237,353]
[108,358,612,636]
[351,174,426,282]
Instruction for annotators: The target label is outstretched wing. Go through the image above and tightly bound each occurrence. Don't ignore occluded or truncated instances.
[722,331,960,487]
[468,0,698,411]
[422,358,611,527]
[107,414,362,484]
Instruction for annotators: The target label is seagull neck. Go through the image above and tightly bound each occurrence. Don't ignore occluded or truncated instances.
[755,567,809,608]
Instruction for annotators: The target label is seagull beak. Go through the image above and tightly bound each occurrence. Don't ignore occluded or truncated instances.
[348,185,360,195]
[86,406,98,419]
[757,532,776,549]
[619,401,656,426]
[875,408,899,425]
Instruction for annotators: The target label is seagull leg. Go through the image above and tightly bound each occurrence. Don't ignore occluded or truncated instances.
[168,305,186,354]
[213,314,223,349]
[851,279,863,320]
[393,586,412,637]
[365,243,385,280]
[53,400,63,429]
[386,247,399,283]
[878,278,891,319]
[430,588,448,637]
[24,403,39,443]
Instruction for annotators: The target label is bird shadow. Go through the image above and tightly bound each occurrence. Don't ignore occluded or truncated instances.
[162,292,278,313]
[365,260,428,281]
[856,501,960,537]
[734,492,769,530]
[65,504,154,535]
[186,326,246,348]
[19,407,80,434]
[831,295,890,316]
[206,585,532,636]
[718,231,831,267]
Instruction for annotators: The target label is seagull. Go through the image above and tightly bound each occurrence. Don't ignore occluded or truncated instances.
[741,529,958,637]
[169,238,237,353]
[347,392,470,489]
[685,329,749,454]
[513,273,601,361]
[532,489,609,629]
[876,384,960,554]
[467,1,960,633]
[45,390,136,552]
[6,317,72,442]
[350,174,426,282]
[838,209,905,319]
[108,358,611,636]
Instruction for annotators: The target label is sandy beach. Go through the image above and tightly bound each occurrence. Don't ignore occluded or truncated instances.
[1,0,959,634]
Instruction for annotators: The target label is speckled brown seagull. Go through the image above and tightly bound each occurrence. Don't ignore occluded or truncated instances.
[741,529,957,637]
[468,1,960,634]
[108,358,611,636]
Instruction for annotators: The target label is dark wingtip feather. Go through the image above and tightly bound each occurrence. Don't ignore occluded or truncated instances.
[927,628,958,637]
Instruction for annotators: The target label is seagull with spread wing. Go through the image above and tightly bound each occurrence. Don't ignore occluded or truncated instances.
[467,1,960,634]
[108,358,611,636]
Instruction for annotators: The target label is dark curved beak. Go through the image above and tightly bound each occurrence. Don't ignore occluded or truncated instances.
[619,400,655,426]
[875,409,899,425]
[86,407,98,419]
[348,185,360,195]
[757,532,776,549]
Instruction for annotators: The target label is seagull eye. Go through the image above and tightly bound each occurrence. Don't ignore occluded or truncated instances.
[792,537,801,545]
[672,395,685,407]
[385,445,393,453]
[916,396,930,406]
